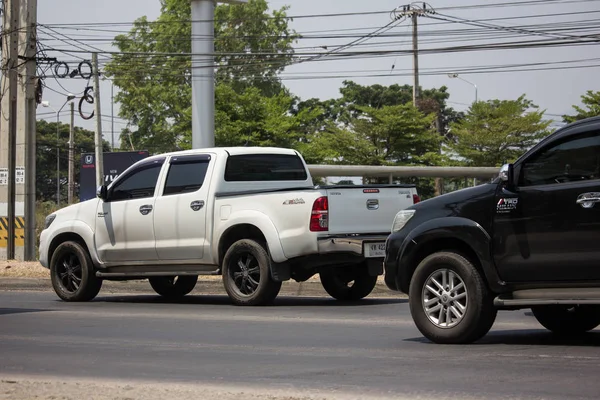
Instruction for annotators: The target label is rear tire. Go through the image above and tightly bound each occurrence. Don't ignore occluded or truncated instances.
[50,241,102,302]
[531,305,600,335]
[319,263,377,301]
[222,239,282,306]
[149,276,198,299]
[408,251,497,344]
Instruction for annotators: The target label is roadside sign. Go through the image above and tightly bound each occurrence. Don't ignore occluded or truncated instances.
[79,151,149,201]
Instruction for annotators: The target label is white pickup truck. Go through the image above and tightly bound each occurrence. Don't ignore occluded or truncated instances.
[39,147,419,306]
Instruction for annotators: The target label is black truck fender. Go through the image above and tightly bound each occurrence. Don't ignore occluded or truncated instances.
[395,216,505,294]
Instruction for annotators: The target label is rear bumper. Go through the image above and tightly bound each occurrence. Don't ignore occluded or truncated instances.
[317,234,389,256]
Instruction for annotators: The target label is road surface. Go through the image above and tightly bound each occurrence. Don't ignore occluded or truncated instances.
[1,290,599,399]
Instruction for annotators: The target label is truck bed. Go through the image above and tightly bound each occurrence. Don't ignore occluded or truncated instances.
[320,184,418,236]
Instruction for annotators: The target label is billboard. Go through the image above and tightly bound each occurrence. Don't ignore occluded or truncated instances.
[80,151,150,201]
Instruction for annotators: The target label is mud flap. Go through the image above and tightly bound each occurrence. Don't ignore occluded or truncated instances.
[367,259,384,276]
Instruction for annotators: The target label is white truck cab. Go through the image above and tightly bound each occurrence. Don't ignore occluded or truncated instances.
[39,147,419,306]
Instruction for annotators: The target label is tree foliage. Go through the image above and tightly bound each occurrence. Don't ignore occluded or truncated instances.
[36,120,110,203]
[564,90,600,123]
[298,104,440,166]
[105,0,297,153]
[446,95,551,167]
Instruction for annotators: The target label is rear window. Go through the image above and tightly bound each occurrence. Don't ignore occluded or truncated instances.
[224,154,308,182]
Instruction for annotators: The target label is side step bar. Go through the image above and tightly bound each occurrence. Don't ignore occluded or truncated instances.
[96,264,220,279]
[495,288,600,308]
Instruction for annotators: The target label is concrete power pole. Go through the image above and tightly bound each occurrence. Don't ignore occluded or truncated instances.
[24,0,38,261]
[92,53,104,187]
[68,101,75,204]
[6,0,19,260]
[411,12,419,105]
[394,4,434,106]
[190,0,247,150]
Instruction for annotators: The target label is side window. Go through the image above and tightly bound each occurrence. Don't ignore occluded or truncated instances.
[519,131,600,187]
[163,159,210,196]
[224,154,308,182]
[109,162,163,202]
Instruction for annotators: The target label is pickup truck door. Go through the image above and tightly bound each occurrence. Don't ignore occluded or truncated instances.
[492,127,600,282]
[153,154,214,261]
[95,158,165,262]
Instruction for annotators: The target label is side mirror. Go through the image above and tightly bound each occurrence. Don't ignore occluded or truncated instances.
[499,164,514,186]
[96,185,108,201]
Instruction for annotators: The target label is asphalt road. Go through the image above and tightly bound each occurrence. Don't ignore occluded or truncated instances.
[1,290,600,400]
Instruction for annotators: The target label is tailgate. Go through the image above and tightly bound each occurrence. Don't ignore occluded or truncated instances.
[325,185,417,235]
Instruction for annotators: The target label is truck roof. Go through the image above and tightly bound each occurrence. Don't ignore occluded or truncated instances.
[144,146,300,161]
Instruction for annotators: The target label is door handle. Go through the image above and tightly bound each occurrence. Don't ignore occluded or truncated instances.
[139,205,153,215]
[190,200,205,211]
[576,193,600,209]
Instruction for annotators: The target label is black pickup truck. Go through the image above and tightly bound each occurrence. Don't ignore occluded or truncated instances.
[384,115,600,344]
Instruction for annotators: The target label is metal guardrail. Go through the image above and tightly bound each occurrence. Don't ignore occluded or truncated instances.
[307,164,499,179]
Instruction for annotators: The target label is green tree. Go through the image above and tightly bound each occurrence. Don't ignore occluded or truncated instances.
[446,95,551,167]
[335,81,464,136]
[36,120,110,203]
[564,90,600,123]
[105,0,298,153]
[298,104,440,166]
[216,84,322,148]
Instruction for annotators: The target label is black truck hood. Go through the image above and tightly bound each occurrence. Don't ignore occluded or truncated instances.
[410,183,498,232]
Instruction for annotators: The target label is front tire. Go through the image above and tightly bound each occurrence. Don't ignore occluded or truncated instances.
[531,305,600,335]
[50,241,102,302]
[149,276,198,299]
[408,252,497,344]
[222,239,282,306]
[319,263,377,301]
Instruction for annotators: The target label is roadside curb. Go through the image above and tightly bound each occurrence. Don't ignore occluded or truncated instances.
[0,277,403,298]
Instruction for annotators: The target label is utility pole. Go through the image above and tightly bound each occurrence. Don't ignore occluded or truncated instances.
[68,101,75,204]
[394,3,434,105]
[6,0,20,260]
[111,82,115,151]
[190,0,248,149]
[411,12,419,104]
[24,0,38,261]
[92,53,104,187]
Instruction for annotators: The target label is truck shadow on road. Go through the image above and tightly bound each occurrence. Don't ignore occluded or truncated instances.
[0,308,52,316]
[93,294,406,307]
[406,330,600,347]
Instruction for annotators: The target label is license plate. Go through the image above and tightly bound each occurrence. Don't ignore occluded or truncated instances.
[364,242,386,258]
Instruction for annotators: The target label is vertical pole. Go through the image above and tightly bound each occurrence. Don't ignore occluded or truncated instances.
[68,102,74,204]
[411,12,419,105]
[24,0,38,261]
[191,0,215,149]
[7,0,19,259]
[111,82,115,151]
[56,113,60,207]
[388,173,393,184]
[92,53,104,188]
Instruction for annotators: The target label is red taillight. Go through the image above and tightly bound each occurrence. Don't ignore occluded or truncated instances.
[413,194,420,204]
[310,196,329,232]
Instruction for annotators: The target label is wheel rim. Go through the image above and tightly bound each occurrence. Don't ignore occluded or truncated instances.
[422,268,468,329]
[56,253,82,293]
[230,253,260,296]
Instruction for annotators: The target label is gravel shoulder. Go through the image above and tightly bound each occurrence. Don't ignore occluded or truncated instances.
[0,375,424,400]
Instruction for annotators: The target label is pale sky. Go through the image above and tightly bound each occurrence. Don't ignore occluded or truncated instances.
[37,0,600,145]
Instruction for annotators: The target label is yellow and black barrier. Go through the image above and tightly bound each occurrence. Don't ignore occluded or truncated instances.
[0,217,25,247]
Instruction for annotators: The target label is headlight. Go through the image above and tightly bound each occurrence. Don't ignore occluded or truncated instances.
[391,210,415,233]
[44,214,56,229]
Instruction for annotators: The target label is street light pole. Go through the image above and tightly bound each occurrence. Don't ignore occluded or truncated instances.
[448,73,478,103]
[42,94,75,208]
